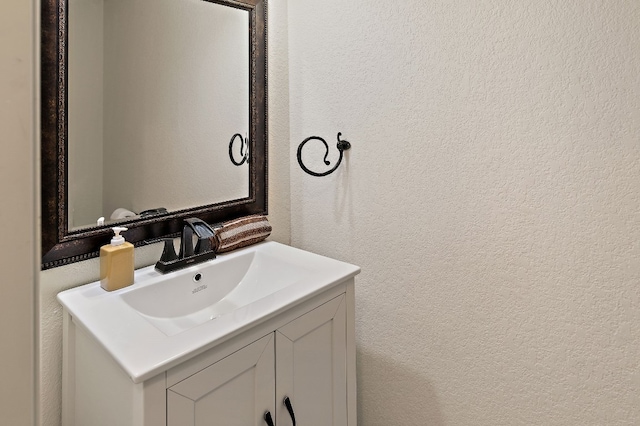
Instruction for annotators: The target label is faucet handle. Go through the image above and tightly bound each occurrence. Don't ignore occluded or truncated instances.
[159,238,178,262]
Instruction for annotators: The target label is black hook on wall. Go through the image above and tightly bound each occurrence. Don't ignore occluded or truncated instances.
[229,133,249,166]
[297,132,352,177]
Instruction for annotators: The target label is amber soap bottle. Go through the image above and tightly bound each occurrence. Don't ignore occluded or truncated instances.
[100,227,134,291]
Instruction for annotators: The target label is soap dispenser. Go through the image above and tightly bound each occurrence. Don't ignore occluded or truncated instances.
[100,226,134,291]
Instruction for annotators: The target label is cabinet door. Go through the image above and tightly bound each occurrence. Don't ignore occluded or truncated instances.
[167,334,275,426]
[276,295,347,426]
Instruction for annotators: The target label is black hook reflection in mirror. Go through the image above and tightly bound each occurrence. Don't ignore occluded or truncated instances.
[297,132,352,177]
[229,133,249,166]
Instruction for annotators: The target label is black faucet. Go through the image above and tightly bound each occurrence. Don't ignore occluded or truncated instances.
[155,218,217,273]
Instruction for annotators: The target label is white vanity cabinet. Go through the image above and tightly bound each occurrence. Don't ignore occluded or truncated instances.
[61,280,356,426]
[167,333,275,426]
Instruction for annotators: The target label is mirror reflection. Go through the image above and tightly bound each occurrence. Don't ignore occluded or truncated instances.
[67,0,250,230]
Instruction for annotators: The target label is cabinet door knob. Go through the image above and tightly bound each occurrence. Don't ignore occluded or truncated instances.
[263,411,275,426]
[283,396,296,426]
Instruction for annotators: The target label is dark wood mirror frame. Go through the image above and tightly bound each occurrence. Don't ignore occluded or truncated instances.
[41,0,267,270]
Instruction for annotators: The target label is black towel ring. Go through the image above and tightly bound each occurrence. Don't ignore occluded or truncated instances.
[297,132,351,177]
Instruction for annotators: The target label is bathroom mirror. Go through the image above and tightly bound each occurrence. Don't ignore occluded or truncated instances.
[41,0,267,269]
[67,0,251,231]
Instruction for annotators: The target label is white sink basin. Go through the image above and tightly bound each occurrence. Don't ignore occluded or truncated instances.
[57,241,360,383]
[120,249,315,336]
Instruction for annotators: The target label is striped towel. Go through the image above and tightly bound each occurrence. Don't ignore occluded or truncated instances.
[213,215,272,253]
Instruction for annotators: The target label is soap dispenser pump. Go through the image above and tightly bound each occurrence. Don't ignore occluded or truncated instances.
[100,226,134,291]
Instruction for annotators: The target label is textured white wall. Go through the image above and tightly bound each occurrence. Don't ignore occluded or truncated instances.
[38,1,291,424]
[267,0,291,237]
[288,0,640,425]
[0,0,37,423]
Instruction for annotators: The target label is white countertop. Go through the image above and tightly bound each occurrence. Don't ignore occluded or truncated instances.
[57,241,360,383]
